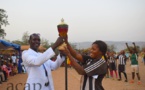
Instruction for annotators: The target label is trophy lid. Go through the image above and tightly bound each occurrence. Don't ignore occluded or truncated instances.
[58,18,68,25]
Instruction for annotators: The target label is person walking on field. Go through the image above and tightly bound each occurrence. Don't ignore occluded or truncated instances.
[126,42,141,85]
[108,52,118,80]
[141,50,145,65]
[117,50,128,82]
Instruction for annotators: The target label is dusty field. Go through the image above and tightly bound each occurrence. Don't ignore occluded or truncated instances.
[0,60,145,90]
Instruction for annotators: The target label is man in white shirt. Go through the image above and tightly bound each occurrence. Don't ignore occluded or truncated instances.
[11,54,17,66]
[22,33,65,90]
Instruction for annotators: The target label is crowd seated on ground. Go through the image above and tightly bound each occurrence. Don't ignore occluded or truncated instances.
[0,53,19,85]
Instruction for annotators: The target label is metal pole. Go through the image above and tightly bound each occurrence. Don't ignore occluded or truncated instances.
[65,56,68,90]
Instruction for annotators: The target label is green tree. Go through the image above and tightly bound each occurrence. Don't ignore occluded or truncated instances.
[12,40,24,45]
[41,38,50,49]
[108,44,116,52]
[0,28,6,39]
[22,31,29,45]
[0,9,9,39]
[3,38,10,42]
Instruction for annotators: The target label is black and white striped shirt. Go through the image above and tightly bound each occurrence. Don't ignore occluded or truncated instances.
[118,55,126,65]
[80,55,107,90]
[108,56,116,63]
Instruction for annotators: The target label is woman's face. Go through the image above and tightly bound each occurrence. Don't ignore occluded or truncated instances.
[89,44,102,59]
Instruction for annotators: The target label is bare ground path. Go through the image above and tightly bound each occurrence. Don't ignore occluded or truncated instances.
[0,61,145,90]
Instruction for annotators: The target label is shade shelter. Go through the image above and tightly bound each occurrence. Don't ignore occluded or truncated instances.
[0,40,22,73]
[21,45,46,52]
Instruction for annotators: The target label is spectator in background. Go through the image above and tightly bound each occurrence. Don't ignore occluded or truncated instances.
[21,62,26,73]
[117,50,128,82]
[141,51,145,65]
[105,52,110,78]
[0,66,5,84]
[108,52,118,80]
[11,54,17,66]
[0,57,2,67]
[7,61,12,76]
[12,63,18,75]
[1,61,8,81]
[126,42,141,85]
[0,53,3,60]
[1,61,10,78]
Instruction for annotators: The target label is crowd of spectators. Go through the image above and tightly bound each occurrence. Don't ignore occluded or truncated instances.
[0,53,19,85]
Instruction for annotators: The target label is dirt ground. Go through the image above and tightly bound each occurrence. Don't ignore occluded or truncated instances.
[0,59,145,90]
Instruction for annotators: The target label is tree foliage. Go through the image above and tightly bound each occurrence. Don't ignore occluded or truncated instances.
[108,44,116,52]
[0,28,6,39]
[22,31,29,45]
[0,9,9,39]
[11,31,51,49]
[41,38,50,49]
[12,40,24,45]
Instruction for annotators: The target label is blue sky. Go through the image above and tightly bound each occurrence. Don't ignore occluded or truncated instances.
[0,0,145,43]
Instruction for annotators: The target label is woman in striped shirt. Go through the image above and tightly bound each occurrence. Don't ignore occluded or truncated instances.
[108,52,118,80]
[117,50,128,82]
[62,38,108,90]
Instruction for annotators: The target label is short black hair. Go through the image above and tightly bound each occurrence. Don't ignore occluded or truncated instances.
[29,33,40,40]
[93,40,108,60]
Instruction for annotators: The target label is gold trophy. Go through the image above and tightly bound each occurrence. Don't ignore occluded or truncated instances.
[57,18,68,50]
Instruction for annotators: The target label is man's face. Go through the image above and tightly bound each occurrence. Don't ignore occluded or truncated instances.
[89,44,102,59]
[120,50,125,55]
[29,35,41,51]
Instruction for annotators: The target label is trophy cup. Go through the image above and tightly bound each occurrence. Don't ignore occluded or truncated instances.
[57,18,68,50]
